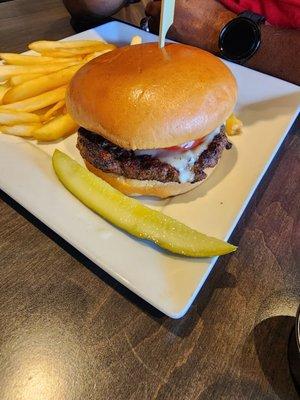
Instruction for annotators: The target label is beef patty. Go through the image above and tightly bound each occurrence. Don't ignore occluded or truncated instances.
[77,126,231,183]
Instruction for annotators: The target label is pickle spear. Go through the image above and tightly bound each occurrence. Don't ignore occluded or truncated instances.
[52,150,237,257]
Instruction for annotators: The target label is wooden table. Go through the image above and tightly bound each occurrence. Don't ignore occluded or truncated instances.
[0,1,299,399]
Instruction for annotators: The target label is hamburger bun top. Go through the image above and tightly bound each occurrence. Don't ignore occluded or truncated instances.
[67,42,237,150]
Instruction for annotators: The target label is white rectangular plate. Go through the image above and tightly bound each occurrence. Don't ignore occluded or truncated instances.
[0,21,299,318]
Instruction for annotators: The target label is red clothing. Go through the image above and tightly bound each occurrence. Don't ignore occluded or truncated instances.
[219,0,300,28]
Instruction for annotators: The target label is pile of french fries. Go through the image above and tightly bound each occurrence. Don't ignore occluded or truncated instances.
[0,39,116,141]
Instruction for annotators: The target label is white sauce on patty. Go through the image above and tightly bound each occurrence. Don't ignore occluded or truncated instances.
[135,127,220,183]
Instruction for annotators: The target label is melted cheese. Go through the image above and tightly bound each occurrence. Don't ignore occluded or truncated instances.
[135,128,220,183]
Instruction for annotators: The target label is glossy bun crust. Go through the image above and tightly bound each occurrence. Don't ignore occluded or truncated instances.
[67,43,237,150]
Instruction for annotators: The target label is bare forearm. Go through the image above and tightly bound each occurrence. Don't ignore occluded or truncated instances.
[168,1,235,54]
[170,6,300,85]
[247,25,300,85]
[63,0,125,18]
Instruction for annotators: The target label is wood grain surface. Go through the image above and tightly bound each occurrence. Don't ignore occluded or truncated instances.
[0,1,299,399]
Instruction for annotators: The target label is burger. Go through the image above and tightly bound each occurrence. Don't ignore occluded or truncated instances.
[66,42,237,198]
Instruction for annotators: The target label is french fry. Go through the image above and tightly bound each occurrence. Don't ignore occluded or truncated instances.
[0,86,9,105]
[0,123,42,137]
[0,53,82,65]
[41,100,65,121]
[29,40,111,51]
[34,113,78,141]
[3,64,83,104]
[0,61,79,78]
[226,114,243,136]
[0,110,40,125]
[37,50,89,58]
[35,43,116,58]
[0,86,66,112]
[34,107,52,116]
[10,73,43,86]
[0,39,116,143]
[130,35,142,45]
[84,49,114,62]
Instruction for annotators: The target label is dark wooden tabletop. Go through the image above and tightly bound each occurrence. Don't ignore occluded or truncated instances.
[0,1,299,399]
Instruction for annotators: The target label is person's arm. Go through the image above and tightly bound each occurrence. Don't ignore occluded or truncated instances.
[247,25,300,85]
[146,0,300,85]
[63,0,127,19]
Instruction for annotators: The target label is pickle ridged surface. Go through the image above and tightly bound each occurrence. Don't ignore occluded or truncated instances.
[52,150,237,257]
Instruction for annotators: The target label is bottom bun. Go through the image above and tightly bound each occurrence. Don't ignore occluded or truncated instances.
[85,161,209,198]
